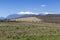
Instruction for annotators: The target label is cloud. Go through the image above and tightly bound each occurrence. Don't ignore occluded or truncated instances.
[44,12,55,14]
[40,4,47,7]
[44,12,49,14]
[17,11,56,15]
[17,11,39,15]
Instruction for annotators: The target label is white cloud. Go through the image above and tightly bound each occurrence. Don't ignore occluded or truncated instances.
[44,12,55,14]
[44,12,49,14]
[17,11,56,15]
[17,11,39,15]
[40,4,47,7]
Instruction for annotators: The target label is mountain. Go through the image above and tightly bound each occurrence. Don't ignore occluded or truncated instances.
[6,14,40,19]
[45,14,60,17]
[6,13,60,19]
[0,13,60,23]
[0,17,5,20]
[6,14,25,19]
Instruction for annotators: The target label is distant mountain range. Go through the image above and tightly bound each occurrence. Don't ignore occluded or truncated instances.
[0,17,5,20]
[0,14,60,19]
[45,14,60,17]
[6,14,43,19]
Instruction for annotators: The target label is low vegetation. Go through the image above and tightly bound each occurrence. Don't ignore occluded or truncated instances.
[0,22,60,40]
[37,16,60,23]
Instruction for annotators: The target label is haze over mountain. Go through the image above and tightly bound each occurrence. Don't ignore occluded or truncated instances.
[0,11,60,19]
[0,17,5,20]
[6,12,49,19]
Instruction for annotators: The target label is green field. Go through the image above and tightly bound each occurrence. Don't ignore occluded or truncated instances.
[0,22,60,40]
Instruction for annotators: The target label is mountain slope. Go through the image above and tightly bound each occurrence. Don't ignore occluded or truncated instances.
[6,14,24,19]
[37,15,60,23]
[6,12,48,19]
[10,17,42,23]
[0,17,5,20]
[6,14,38,19]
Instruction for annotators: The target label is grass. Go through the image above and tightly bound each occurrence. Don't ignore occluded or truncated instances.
[0,22,60,40]
[37,16,60,23]
[0,35,60,40]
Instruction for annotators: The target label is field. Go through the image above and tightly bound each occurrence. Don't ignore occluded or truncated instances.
[9,16,60,24]
[37,16,60,23]
[0,22,60,40]
[10,17,41,23]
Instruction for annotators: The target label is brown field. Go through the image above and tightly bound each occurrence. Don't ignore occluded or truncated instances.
[10,17,42,23]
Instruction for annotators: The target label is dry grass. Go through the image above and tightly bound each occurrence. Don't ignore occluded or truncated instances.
[10,17,42,23]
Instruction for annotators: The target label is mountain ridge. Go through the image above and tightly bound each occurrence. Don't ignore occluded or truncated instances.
[0,14,60,19]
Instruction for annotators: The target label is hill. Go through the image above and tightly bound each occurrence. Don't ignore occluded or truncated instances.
[8,14,60,24]
[37,15,60,23]
[10,17,42,23]
[0,14,60,24]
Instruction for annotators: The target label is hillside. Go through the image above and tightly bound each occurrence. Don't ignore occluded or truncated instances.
[8,15,60,24]
[37,16,60,23]
[10,17,42,23]
[0,14,60,24]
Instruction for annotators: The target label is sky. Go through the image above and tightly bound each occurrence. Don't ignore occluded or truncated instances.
[0,0,60,17]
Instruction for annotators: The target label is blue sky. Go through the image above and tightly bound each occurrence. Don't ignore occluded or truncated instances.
[0,0,60,17]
